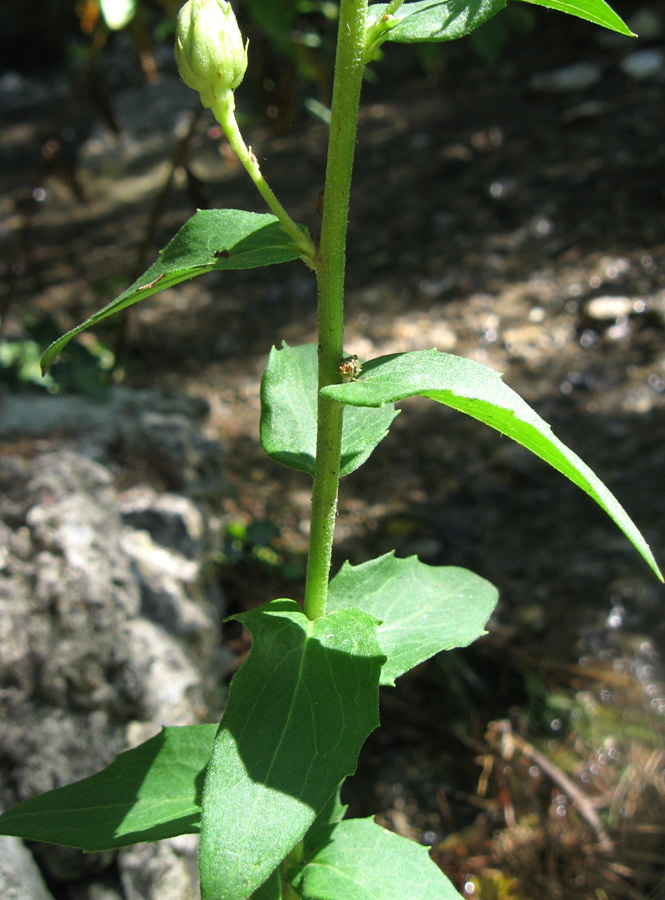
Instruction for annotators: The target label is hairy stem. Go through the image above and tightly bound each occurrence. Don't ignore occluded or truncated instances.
[303,0,369,620]
[213,95,317,268]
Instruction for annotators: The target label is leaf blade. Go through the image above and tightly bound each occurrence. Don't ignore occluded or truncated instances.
[199,600,384,900]
[260,343,399,478]
[41,210,307,372]
[290,817,462,900]
[515,0,633,36]
[328,552,498,686]
[321,350,662,580]
[368,0,507,43]
[0,725,217,851]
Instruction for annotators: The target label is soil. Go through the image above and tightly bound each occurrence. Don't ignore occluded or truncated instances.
[2,4,665,897]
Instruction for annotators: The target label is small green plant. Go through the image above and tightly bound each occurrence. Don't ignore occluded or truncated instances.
[1,1,661,898]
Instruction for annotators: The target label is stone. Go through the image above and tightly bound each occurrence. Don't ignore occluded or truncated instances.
[585,296,635,320]
[0,833,56,900]
[0,447,222,891]
[529,62,601,93]
[620,48,665,80]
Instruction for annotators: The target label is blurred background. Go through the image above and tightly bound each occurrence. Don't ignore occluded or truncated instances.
[1,2,665,898]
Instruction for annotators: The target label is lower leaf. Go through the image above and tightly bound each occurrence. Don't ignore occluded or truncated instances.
[289,817,462,900]
[0,725,217,851]
[199,600,384,900]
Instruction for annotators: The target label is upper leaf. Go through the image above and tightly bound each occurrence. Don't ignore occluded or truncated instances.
[514,0,633,36]
[366,0,632,45]
[289,817,462,900]
[328,552,498,686]
[0,725,216,851]
[260,343,399,478]
[367,0,508,43]
[40,210,307,372]
[198,600,384,900]
[321,350,662,581]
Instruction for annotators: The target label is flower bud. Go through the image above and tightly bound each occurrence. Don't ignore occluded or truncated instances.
[175,0,248,109]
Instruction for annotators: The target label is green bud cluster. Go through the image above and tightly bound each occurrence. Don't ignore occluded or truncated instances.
[175,0,248,110]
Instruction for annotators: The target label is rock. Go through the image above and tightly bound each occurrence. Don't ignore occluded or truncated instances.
[620,48,665,80]
[585,296,635,320]
[0,448,223,892]
[118,837,200,900]
[0,387,224,497]
[529,62,601,93]
[0,833,56,900]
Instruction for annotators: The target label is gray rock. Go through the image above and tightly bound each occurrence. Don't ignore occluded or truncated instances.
[118,837,200,900]
[620,48,665,80]
[0,834,56,900]
[0,447,223,893]
[0,387,224,497]
[585,296,635,320]
[529,62,602,93]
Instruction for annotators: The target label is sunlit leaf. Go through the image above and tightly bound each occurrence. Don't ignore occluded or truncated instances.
[515,0,633,36]
[290,817,462,900]
[322,350,662,580]
[328,552,498,686]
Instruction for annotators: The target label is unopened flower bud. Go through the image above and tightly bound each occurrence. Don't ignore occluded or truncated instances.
[175,0,248,109]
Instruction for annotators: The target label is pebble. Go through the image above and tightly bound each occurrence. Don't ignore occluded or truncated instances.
[585,296,635,320]
[529,62,601,93]
[620,48,665,80]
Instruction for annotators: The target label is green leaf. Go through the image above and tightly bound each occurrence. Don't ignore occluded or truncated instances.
[199,600,384,900]
[289,817,462,900]
[40,210,307,373]
[321,350,662,581]
[303,784,349,859]
[514,0,634,36]
[260,343,399,478]
[328,552,498,686]
[0,725,216,851]
[251,869,282,900]
[368,0,508,44]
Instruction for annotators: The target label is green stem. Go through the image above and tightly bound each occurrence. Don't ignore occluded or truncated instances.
[303,0,369,621]
[213,95,317,268]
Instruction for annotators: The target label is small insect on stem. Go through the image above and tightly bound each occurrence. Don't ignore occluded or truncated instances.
[336,355,362,382]
[213,249,230,259]
[137,273,166,292]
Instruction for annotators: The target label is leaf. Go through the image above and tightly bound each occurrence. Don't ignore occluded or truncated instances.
[41,210,307,373]
[367,0,508,44]
[514,0,634,36]
[328,552,498,686]
[251,869,283,900]
[321,350,662,581]
[303,784,349,859]
[260,343,399,478]
[367,0,632,44]
[289,817,462,900]
[0,725,217,851]
[199,600,384,900]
